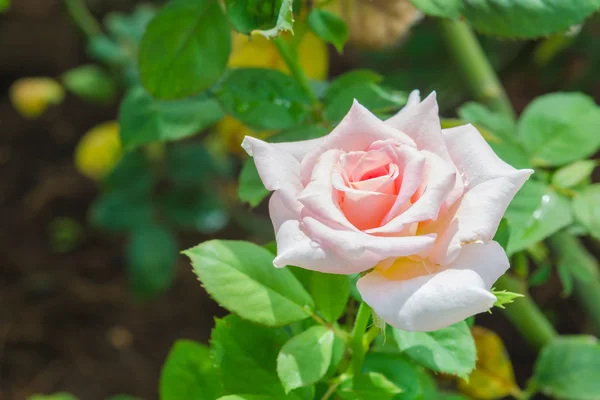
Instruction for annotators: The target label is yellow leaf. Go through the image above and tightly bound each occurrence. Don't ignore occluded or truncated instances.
[9,77,65,119]
[74,121,122,181]
[458,326,520,400]
[228,30,328,80]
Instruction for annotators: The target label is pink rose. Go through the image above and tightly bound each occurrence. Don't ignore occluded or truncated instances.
[242,91,533,331]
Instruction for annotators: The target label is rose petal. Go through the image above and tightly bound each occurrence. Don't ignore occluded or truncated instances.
[301,101,416,185]
[357,241,508,331]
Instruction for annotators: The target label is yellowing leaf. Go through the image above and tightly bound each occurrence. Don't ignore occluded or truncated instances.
[458,326,520,400]
[228,30,328,80]
[9,77,65,119]
[74,121,122,181]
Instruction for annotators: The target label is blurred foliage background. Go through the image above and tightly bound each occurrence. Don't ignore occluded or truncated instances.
[1,0,600,399]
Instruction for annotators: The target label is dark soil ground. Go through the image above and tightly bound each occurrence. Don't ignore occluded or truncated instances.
[0,2,597,400]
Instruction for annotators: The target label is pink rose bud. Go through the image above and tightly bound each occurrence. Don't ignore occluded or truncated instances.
[242,91,533,332]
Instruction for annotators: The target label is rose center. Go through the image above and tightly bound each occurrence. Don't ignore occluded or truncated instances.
[357,165,390,181]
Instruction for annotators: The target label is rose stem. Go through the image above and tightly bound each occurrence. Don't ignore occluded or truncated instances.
[438,18,559,349]
[495,274,557,349]
[64,0,102,39]
[549,231,600,335]
[438,18,516,121]
[349,301,372,375]
[272,36,320,105]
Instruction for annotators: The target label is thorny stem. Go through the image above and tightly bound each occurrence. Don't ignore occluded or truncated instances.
[64,0,102,39]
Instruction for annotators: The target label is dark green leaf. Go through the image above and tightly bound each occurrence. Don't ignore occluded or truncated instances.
[505,180,573,255]
[160,339,222,400]
[217,396,275,400]
[337,372,402,400]
[533,336,600,400]
[165,142,229,186]
[28,394,77,400]
[139,0,231,99]
[211,315,306,399]
[552,160,596,189]
[277,326,334,392]
[363,352,422,400]
[160,187,228,234]
[0,0,9,13]
[184,240,314,326]
[325,83,407,122]
[493,219,510,251]
[216,68,312,130]
[308,9,349,53]
[572,184,600,240]
[310,273,350,323]
[61,65,117,103]
[557,262,574,296]
[89,191,153,232]
[517,93,600,167]
[119,87,224,151]
[126,225,178,298]
[463,0,600,39]
[324,70,383,104]
[529,263,552,287]
[253,0,294,38]
[226,0,286,35]
[393,321,476,379]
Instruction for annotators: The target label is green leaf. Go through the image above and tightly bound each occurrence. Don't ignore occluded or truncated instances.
[238,160,269,207]
[217,396,275,400]
[557,262,574,296]
[106,396,143,400]
[463,0,600,39]
[310,273,350,323]
[61,65,117,103]
[160,339,222,400]
[457,102,530,169]
[277,326,334,393]
[363,352,422,400]
[138,0,231,99]
[184,240,314,326]
[533,336,600,400]
[325,83,407,122]
[253,0,294,38]
[491,289,524,309]
[216,68,312,130]
[409,0,461,18]
[572,184,600,240]
[505,180,573,255]
[552,160,596,189]
[211,315,306,399]
[517,93,600,167]
[119,87,224,151]
[307,9,349,53]
[393,321,476,379]
[165,142,229,186]
[529,263,552,287]
[0,0,10,13]
[338,372,402,400]
[160,187,229,234]
[226,0,288,35]
[126,225,178,298]
[89,191,154,232]
[238,124,328,206]
[28,394,77,400]
[324,70,383,103]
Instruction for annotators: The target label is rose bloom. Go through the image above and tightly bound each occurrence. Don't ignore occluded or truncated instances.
[242,91,532,331]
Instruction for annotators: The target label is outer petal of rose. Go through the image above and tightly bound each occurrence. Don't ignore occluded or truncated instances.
[442,124,533,190]
[430,124,534,263]
[385,91,452,163]
[301,100,416,184]
[302,216,437,261]
[357,241,508,332]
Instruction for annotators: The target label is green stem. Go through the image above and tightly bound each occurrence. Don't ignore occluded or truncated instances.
[495,274,557,349]
[438,18,516,121]
[549,232,600,335]
[64,0,102,39]
[272,36,319,105]
[349,301,372,375]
